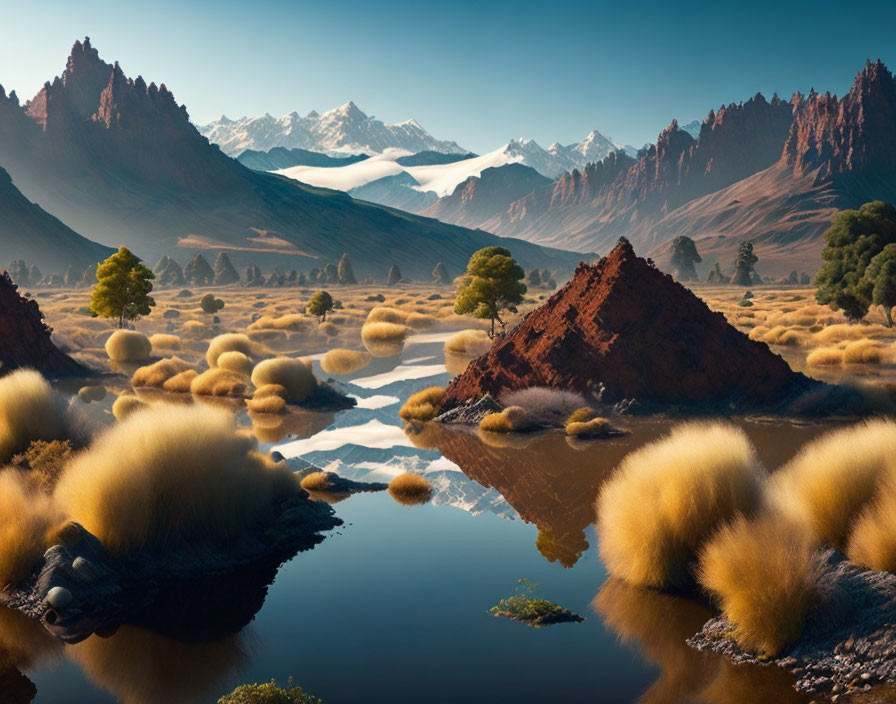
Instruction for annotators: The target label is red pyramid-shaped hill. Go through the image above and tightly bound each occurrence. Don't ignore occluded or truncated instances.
[440,240,814,413]
[0,272,86,377]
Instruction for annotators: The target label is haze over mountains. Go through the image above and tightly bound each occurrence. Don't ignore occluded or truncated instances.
[0,38,582,277]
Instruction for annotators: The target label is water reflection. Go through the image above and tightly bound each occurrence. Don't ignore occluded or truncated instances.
[594,579,809,703]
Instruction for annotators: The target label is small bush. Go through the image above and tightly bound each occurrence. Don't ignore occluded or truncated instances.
[217,351,254,376]
[361,321,408,341]
[251,358,316,403]
[444,329,491,357]
[246,384,287,414]
[501,387,587,425]
[366,307,406,325]
[149,333,181,351]
[770,420,896,548]
[399,387,445,422]
[300,472,332,492]
[190,368,252,398]
[105,330,152,362]
[200,293,225,314]
[406,312,435,330]
[566,417,612,438]
[0,370,73,462]
[596,423,765,588]
[698,514,820,657]
[10,439,73,493]
[54,405,299,554]
[320,349,372,375]
[842,339,886,364]
[112,394,146,420]
[0,472,62,586]
[806,347,843,366]
[388,472,432,506]
[163,369,198,393]
[131,357,195,388]
[218,679,322,704]
[479,406,530,433]
[318,321,339,337]
[847,476,896,572]
[566,407,596,425]
[206,333,266,368]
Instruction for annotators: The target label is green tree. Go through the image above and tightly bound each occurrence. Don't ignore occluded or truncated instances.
[454,246,526,338]
[669,236,702,281]
[306,290,334,322]
[815,201,896,321]
[90,246,155,328]
[862,244,896,326]
[200,292,225,314]
[730,241,758,286]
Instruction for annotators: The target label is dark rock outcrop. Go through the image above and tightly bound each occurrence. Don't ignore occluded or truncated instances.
[0,272,86,376]
[440,241,816,413]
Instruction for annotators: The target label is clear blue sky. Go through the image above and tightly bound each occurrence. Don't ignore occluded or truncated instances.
[1,0,894,153]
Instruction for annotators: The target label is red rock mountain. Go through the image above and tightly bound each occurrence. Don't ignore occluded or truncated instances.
[443,62,896,276]
[0,272,86,376]
[0,39,580,278]
[439,240,809,412]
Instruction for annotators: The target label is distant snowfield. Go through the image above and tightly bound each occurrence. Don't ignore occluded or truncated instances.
[275,146,523,197]
[273,419,414,457]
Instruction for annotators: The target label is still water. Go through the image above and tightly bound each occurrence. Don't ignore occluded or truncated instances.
[11,332,837,703]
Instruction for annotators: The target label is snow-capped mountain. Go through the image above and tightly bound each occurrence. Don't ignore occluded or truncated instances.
[679,119,702,139]
[199,101,467,156]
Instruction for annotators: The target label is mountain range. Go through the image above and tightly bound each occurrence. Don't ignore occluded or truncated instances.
[0,38,583,278]
[423,62,896,275]
[199,103,468,157]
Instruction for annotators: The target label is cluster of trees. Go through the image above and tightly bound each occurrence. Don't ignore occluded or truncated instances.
[815,201,896,325]
[669,236,809,287]
[526,268,557,290]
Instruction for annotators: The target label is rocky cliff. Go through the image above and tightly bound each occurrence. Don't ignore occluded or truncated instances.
[440,241,811,413]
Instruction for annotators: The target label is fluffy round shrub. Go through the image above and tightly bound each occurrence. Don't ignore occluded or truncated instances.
[300,472,333,492]
[53,405,299,553]
[104,330,152,362]
[149,333,181,352]
[320,349,372,375]
[479,406,530,433]
[388,472,432,506]
[112,394,146,421]
[163,369,198,393]
[597,423,765,588]
[0,370,73,462]
[200,293,225,314]
[698,514,821,657]
[206,333,265,368]
[250,358,316,403]
[770,420,896,548]
[77,385,107,403]
[131,357,195,388]
[365,307,407,325]
[846,476,896,572]
[566,417,612,438]
[444,329,491,357]
[501,387,587,426]
[246,384,288,414]
[216,351,254,377]
[399,387,445,422]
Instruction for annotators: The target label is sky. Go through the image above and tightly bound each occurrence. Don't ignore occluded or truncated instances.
[1,0,894,153]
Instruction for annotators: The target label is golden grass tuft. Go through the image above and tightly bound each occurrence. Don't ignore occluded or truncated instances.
[250,357,315,403]
[0,370,72,462]
[0,471,63,587]
[596,422,765,588]
[398,387,445,422]
[320,348,372,375]
[245,388,286,414]
[565,417,612,438]
[698,514,820,657]
[112,394,147,421]
[361,321,408,341]
[444,329,491,356]
[813,323,889,344]
[479,406,530,433]
[162,369,198,393]
[770,420,896,548]
[149,333,181,352]
[318,321,339,337]
[846,475,896,572]
[388,472,432,505]
[104,330,152,362]
[180,320,209,338]
[566,407,596,424]
[756,325,806,346]
[248,313,313,332]
[190,368,252,398]
[130,357,195,388]
[842,339,887,364]
[365,307,407,325]
[300,471,333,492]
[53,405,299,554]
[806,346,843,366]
[405,312,436,330]
[216,350,255,376]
